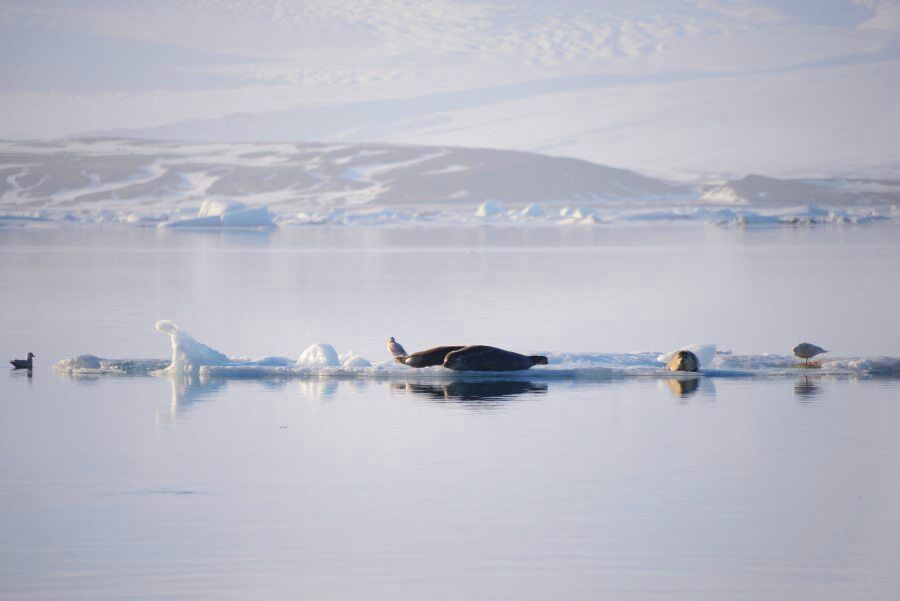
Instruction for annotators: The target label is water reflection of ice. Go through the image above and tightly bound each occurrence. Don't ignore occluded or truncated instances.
[156,374,228,425]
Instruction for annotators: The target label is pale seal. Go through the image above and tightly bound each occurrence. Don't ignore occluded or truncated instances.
[396,345,465,368]
[666,350,699,372]
[442,345,548,372]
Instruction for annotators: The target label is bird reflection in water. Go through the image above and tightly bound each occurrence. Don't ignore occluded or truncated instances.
[392,380,548,405]
[793,376,822,400]
[9,367,33,383]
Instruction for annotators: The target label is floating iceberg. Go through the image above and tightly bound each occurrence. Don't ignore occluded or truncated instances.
[518,204,546,218]
[476,200,504,218]
[160,200,275,229]
[156,320,231,373]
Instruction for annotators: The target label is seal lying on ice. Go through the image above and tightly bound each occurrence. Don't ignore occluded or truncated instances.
[442,345,548,372]
[396,345,465,368]
[666,350,699,372]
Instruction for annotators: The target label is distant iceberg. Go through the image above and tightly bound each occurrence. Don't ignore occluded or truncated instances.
[160,200,275,229]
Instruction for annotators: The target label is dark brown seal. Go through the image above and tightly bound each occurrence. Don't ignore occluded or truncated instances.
[442,345,548,372]
[395,345,465,368]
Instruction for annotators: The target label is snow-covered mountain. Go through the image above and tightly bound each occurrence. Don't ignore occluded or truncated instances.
[0,138,688,212]
[1,139,897,228]
[701,175,900,206]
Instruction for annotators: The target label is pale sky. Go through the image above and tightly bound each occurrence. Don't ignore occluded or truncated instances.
[1,0,898,177]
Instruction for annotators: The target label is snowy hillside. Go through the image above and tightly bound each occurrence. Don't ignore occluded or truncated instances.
[701,175,900,206]
[1,139,897,228]
[0,138,685,216]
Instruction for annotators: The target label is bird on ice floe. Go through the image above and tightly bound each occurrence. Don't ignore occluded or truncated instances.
[387,337,407,358]
[10,352,35,369]
[793,343,828,366]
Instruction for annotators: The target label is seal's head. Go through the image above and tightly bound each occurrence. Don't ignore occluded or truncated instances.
[530,355,549,365]
[667,350,699,372]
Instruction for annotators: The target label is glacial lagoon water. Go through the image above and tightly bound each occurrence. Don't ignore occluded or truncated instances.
[1,224,899,599]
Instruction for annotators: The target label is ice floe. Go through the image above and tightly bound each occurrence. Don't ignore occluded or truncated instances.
[53,322,900,381]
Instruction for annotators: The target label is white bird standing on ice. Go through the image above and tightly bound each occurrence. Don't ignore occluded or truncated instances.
[387,337,407,358]
[10,352,35,369]
[793,342,828,366]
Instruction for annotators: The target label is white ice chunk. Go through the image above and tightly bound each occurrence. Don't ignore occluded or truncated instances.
[156,320,230,373]
[476,200,504,218]
[161,199,274,229]
[340,351,372,368]
[56,354,102,370]
[821,356,900,374]
[657,344,717,368]
[297,343,341,367]
[520,203,546,218]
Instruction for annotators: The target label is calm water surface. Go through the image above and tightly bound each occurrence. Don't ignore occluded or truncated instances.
[1,226,899,599]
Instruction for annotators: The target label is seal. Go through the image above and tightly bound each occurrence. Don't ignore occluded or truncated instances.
[395,345,465,368]
[666,350,699,372]
[442,345,548,372]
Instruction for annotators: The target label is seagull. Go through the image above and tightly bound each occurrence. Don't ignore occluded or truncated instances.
[10,352,35,369]
[793,343,828,366]
[387,337,407,358]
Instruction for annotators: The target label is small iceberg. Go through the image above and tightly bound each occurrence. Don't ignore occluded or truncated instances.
[156,320,231,373]
[518,203,546,218]
[476,200,504,218]
[340,351,373,368]
[161,200,275,229]
[297,343,341,367]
